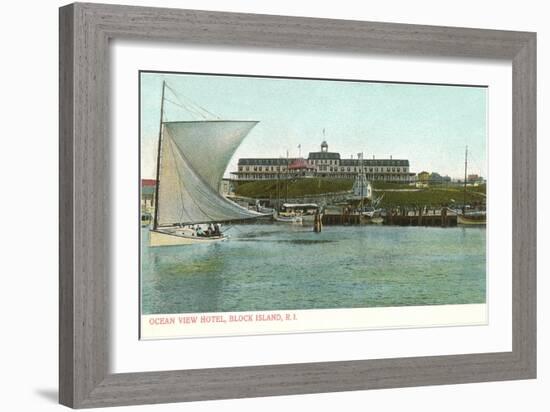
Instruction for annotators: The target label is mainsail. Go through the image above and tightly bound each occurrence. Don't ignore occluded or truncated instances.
[156,120,263,226]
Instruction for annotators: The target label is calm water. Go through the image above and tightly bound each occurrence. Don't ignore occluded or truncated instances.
[141,224,486,315]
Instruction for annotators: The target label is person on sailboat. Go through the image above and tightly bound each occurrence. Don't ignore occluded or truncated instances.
[206,224,215,236]
[196,226,204,237]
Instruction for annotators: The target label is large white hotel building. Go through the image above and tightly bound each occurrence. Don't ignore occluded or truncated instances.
[231,141,415,183]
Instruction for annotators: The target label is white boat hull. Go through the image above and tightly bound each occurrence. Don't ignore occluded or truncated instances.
[150,229,227,247]
[274,215,303,224]
[457,215,486,226]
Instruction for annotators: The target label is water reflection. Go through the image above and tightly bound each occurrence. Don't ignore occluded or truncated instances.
[141,224,486,314]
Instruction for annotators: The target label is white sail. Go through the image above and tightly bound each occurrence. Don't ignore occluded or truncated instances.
[156,121,263,226]
[351,173,372,200]
[164,121,258,192]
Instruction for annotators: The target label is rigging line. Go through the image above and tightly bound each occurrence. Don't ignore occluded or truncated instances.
[166,84,216,119]
[164,84,206,117]
[465,152,485,175]
[165,83,221,120]
[164,85,208,120]
[187,98,221,120]
[164,97,207,120]
[173,94,214,121]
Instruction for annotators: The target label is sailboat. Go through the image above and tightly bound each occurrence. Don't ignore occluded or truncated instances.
[149,81,266,246]
[456,146,486,226]
[347,153,379,223]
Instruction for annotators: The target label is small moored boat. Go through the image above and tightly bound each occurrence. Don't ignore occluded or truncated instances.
[457,211,486,226]
[274,212,303,224]
[456,146,486,226]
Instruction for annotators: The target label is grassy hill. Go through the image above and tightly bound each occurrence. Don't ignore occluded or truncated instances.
[234,178,353,198]
[373,182,486,207]
[234,178,486,208]
[376,187,486,208]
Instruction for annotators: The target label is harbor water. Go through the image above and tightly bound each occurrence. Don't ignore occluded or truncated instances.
[141,224,486,315]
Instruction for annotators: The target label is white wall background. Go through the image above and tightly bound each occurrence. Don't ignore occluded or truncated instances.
[0,0,546,411]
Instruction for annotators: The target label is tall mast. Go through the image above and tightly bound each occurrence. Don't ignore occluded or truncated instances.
[152,80,166,230]
[359,152,364,208]
[285,150,289,203]
[276,162,280,211]
[463,145,468,214]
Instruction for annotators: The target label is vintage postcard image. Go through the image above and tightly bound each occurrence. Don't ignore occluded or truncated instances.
[139,71,487,339]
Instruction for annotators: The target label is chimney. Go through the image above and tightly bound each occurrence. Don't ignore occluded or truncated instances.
[390,155,393,160]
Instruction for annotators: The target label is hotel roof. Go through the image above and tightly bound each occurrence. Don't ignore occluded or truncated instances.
[238,158,297,166]
[340,159,409,166]
[308,151,341,160]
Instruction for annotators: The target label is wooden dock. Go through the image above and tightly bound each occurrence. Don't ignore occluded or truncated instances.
[322,209,457,227]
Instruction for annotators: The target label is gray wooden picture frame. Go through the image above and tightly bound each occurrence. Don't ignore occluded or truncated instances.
[59,2,536,408]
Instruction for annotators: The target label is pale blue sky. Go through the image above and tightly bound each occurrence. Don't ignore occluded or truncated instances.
[140,72,487,179]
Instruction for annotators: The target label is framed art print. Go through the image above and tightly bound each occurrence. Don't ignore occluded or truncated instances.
[138,70,490,340]
[59,3,536,408]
